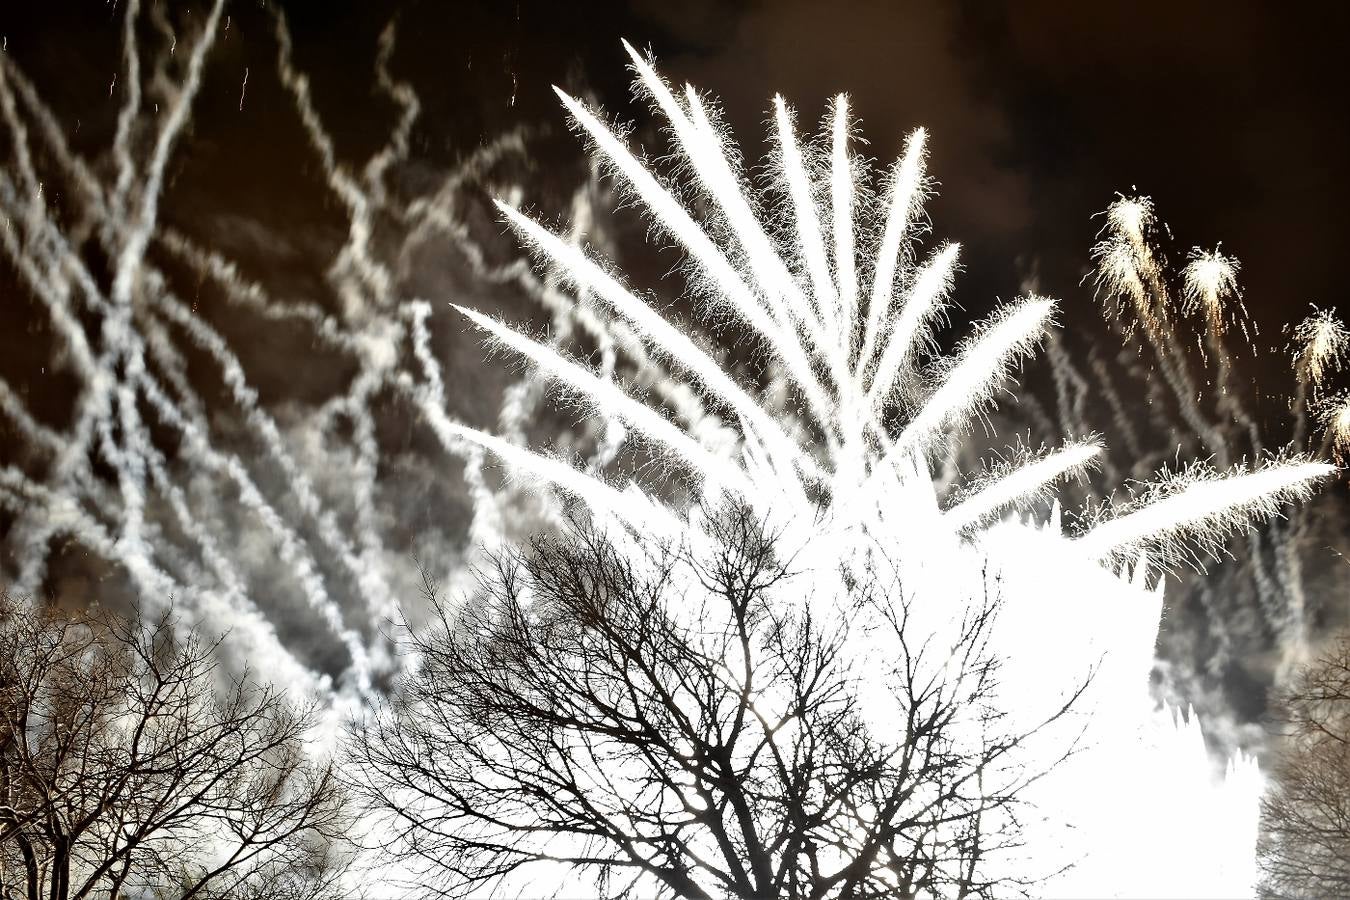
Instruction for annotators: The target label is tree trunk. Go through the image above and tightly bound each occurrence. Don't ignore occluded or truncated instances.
[13,830,40,900]
[50,834,69,900]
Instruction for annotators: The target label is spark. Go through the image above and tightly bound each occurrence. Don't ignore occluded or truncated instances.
[1107,195,1154,245]
[1093,195,1162,338]
[1182,247,1242,333]
[1294,306,1349,386]
[944,440,1103,532]
[1076,459,1332,565]
[1317,392,1350,464]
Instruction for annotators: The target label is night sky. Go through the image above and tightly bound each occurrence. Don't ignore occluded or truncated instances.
[5,0,1349,407]
[2,0,1346,478]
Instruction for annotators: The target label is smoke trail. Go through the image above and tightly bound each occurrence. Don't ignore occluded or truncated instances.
[0,3,610,705]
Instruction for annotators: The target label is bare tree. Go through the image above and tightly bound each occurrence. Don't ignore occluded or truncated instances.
[0,593,353,900]
[1260,633,1350,897]
[349,506,1088,899]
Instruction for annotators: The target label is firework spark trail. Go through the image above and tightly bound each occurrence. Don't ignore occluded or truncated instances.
[0,469,178,602]
[2,0,225,605]
[494,200,819,489]
[109,0,143,220]
[1291,307,1349,452]
[453,305,753,496]
[112,0,224,311]
[1265,308,1349,663]
[0,197,121,598]
[830,95,858,358]
[1183,248,1263,453]
[486,165,731,524]
[552,87,842,452]
[1073,254,1323,678]
[1044,332,1090,446]
[274,10,394,318]
[132,368,369,675]
[158,230,361,351]
[624,44,818,342]
[1078,195,1345,701]
[145,290,385,657]
[0,65,127,590]
[772,96,837,330]
[402,304,500,555]
[1075,461,1331,564]
[154,229,419,643]
[1318,393,1350,463]
[367,22,420,211]
[694,80,874,442]
[414,401,682,540]
[944,440,1102,532]
[1085,352,1140,476]
[457,68,1330,598]
[863,242,958,417]
[858,127,928,381]
[268,9,434,649]
[887,296,1056,459]
[1094,196,1233,467]
[1177,247,1287,671]
[484,154,699,489]
[0,380,62,454]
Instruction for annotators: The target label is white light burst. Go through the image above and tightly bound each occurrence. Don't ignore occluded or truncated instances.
[437,45,1332,896]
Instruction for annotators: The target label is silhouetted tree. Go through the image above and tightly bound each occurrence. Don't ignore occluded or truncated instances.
[1260,634,1350,897]
[349,506,1087,899]
[0,593,352,900]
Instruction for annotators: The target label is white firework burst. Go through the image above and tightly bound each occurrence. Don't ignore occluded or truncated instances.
[447,43,1323,598]
[432,45,1331,897]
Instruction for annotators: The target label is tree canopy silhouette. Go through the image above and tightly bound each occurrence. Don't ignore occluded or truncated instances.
[1260,633,1350,897]
[349,506,1089,899]
[0,593,352,900]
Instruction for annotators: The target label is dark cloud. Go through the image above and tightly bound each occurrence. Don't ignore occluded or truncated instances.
[631,0,1032,236]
